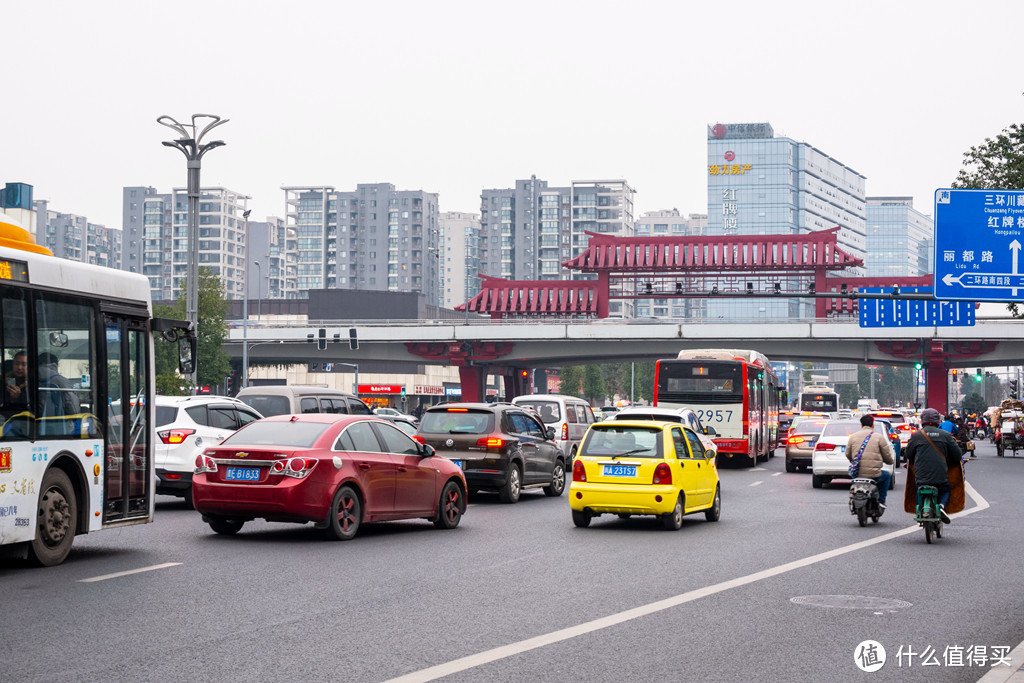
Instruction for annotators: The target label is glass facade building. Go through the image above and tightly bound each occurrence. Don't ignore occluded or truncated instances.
[864,197,933,277]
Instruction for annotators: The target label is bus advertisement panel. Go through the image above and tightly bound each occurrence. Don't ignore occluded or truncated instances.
[0,216,193,565]
[654,348,781,467]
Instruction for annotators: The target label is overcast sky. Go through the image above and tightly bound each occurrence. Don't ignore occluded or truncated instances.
[6,0,1023,229]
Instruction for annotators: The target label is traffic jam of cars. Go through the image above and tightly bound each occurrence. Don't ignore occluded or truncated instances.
[166,380,925,541]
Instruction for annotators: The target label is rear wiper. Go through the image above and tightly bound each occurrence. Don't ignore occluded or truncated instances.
[613,448,651,458]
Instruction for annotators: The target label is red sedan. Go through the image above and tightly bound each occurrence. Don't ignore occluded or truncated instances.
[192,414,467,540]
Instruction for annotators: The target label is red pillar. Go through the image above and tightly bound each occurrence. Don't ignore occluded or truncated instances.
[814,268,828,318]
[925,342,948,413]
[458,366,486,403]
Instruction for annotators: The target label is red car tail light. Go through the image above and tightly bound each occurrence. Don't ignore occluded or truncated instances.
[270,457,317,479]
[159,428,195,445]
[898,424,913,431]
[476,436,506,449]
[787,435,805,445]
[561,423,568,441]
[572,459,586,482]
[194,455,218,474]
[412,435,425,444]
[814,442,832,451]
[653,463,672,485]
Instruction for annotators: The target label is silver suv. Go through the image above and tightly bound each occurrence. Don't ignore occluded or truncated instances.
[155,395,263,504]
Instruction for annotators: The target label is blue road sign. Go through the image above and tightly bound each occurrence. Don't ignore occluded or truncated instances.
[858,287,975,327]
[934,188,1024,301]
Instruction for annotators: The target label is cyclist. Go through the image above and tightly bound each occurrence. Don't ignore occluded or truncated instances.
[903,408,962,524]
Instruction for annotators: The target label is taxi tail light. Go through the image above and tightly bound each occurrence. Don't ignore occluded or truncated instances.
[561,423,568,441]
[194,455,217,474]
[653,463,672,485]
[476,436,506,449]
[897,424,914,431]
[787,435,805,445]
[572,459,586,482]
[159,428,195,445]
[814,442,832,451]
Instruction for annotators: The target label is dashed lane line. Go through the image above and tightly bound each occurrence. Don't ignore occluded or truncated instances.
[385,482,989,683]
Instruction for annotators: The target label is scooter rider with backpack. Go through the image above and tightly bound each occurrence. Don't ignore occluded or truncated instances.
[844,414,895,509]
[903,408,963,524]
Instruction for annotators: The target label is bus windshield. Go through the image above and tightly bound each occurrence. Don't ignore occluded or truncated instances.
[801,393,838,413]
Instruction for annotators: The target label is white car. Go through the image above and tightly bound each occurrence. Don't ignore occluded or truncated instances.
[373,407,418,426]
[811,419,896,490]
[155,395,263,504]
[608,406,718,458]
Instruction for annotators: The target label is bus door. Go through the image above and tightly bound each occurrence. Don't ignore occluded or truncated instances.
[102,313,151,522]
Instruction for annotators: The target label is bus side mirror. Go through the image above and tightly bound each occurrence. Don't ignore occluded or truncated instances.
[705,426,717,436]
[178,336,196,375]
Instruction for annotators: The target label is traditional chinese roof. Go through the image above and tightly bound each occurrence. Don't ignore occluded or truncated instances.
[457,276,599,317]
[562,228,863,273]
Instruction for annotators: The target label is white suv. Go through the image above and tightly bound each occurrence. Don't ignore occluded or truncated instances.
[155,395,263,504]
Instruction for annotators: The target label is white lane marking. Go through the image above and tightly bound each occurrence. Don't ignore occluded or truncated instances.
[79,562,182,583]
[750,467,766,471]
[386,484,990,683]
[749,480,764,487]
[772,472,782,477]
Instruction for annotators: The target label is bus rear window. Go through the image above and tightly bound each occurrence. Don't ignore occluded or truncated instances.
[658,362,742,398]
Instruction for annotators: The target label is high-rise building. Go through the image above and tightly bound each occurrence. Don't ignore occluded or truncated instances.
[122,186,250,302]
[438,211,481,308]
[34,199,121,268]
[864,197,933,277]
[634,210,707,319]
[282,183,440,303]
[705,122,866,319]
[245,216,297,300]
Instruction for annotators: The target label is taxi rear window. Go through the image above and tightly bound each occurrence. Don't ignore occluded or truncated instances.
[580,426,664,459]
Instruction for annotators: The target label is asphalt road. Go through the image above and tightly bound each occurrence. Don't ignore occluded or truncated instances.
[3,439,1024,683]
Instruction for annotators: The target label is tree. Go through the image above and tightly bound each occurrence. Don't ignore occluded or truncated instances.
[582,365,606,404]
[962,392,987,416]
[153,267,231,392]
[558,365,584,398]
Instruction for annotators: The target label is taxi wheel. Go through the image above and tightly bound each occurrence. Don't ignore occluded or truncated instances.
[544,460,566,497]
[812,475,826,489]
[704,486,721,522]
[785,461,796,473]
[499,464,522,504]
[324,485,361,541]
[433,481,464,529]
[663,495,684,530]
[572,509,592,528]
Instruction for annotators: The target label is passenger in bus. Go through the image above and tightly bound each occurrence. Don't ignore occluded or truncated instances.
[4,350,30,414]
[38,352,80,417]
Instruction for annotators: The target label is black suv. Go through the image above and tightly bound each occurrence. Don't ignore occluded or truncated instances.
[417,403,565,503]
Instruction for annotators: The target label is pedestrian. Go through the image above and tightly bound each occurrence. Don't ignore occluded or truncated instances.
[3,350,30,416]
[939,413,958,436]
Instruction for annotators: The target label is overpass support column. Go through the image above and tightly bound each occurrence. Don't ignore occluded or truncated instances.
[458,366,486,403]
[925,342,948,413]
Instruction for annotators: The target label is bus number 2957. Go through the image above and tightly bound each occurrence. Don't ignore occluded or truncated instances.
[696,409,734,424]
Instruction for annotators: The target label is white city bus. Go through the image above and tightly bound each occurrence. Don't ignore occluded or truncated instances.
[0,217,193,565]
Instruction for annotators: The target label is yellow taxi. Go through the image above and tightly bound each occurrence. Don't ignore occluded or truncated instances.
[570,420,721,529]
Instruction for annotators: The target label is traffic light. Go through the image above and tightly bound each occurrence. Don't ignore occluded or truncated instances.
[975,369,983,382]
[520,370,529,378]
[1011,380,1019,399]
[952,369,958,378]
[915,362,922,370]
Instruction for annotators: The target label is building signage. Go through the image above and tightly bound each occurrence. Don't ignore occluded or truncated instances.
[358,384,403,394]
[934,188,1024,302]
[708,163,752,176]
[414,385,444,395]
[444,387,462,397]
[708,122,774,140]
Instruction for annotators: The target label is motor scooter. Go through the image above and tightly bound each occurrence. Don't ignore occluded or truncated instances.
[849,477,883,526]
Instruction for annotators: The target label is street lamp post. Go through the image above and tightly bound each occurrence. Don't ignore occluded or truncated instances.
[332,362,359,395]
[158,114,228,391]
[241,209,252,389]
[242,340,283,389]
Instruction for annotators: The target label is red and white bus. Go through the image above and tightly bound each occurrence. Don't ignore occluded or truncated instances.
[0,216,193,565]
[654,348,782,467]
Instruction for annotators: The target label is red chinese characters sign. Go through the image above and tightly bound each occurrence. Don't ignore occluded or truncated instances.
[357,385,403,394]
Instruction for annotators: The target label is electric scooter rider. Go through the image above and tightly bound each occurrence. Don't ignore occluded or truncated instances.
[844,414,895,508]
[903,408,963,524]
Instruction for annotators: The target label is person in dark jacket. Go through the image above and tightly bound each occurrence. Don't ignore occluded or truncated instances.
[903,407,962,523]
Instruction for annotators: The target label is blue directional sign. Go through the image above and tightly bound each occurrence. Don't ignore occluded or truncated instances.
[934,188,1024,301]
[858,287,975,327]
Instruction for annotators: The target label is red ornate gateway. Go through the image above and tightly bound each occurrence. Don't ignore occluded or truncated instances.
[457,228,932,319]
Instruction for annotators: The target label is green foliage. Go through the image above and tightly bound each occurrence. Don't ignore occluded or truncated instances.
[155,373,192,396]
[961,393,987,416]
[558,366,584,397]
[582,365,606,403]
[153,267,231,390]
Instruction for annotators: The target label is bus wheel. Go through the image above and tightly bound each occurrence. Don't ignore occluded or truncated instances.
[29,468,78,567]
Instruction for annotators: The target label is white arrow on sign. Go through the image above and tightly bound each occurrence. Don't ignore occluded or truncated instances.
[943,273,962,287]
[1011,239,1021,297]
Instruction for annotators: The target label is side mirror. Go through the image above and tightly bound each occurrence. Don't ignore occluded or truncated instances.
[178,336,196,375]
[49,331,69,348]
[705,425,717,436]
[546,427,556,440]
[421,443,436,458]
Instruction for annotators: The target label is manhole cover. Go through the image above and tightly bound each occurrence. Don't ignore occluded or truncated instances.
[791,595,912,610]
